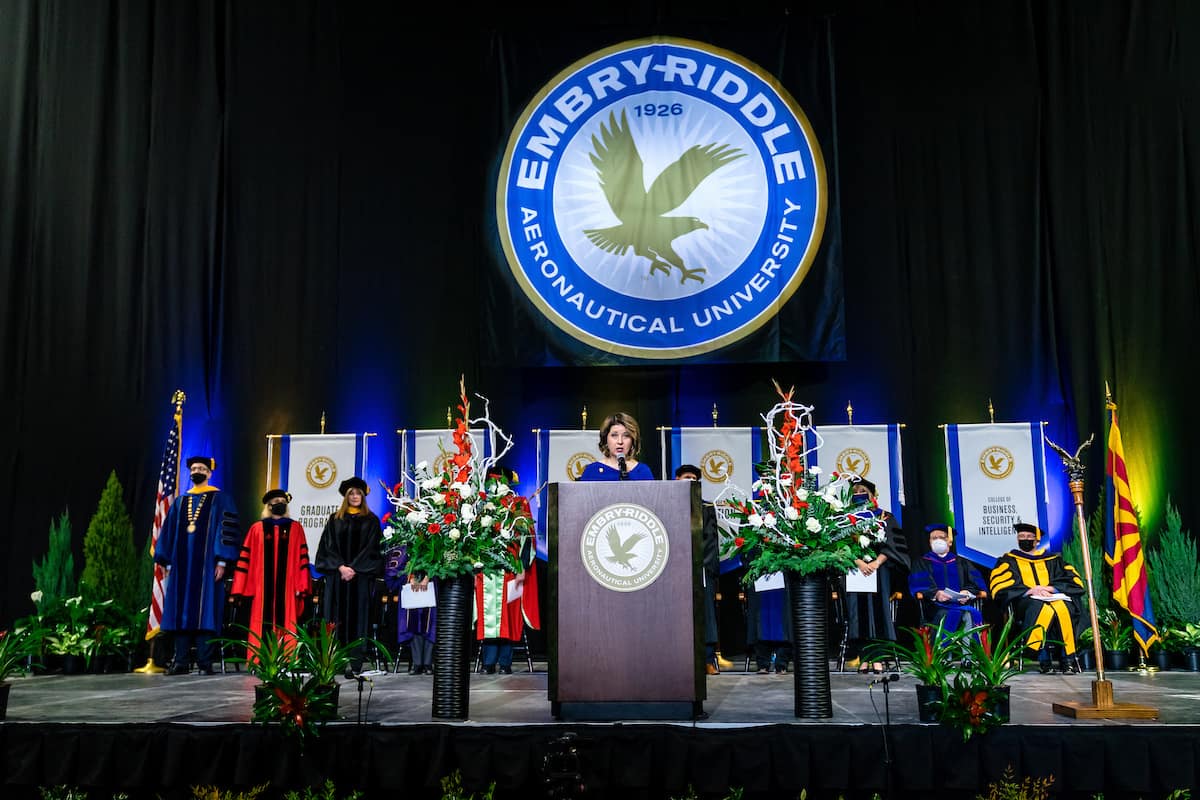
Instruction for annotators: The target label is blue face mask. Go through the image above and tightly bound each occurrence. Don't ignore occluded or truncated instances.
[852,493,870,506]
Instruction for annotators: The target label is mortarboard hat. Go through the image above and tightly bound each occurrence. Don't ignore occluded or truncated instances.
[338,476,369,496]
[262,489,291,505]
[851,477,877,496]
[187,456,216,471]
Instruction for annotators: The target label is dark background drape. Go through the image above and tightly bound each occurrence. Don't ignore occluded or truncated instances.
[2,0,1198,625]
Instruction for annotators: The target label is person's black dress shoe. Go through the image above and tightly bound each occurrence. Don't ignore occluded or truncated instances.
[167,664,189,676]
[481,664,497,674]
[198,665,216,676]
[344,667,356,680]
[498,665,513,674]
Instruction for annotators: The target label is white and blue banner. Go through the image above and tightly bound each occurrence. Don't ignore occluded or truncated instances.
[270,433,365,556]
[806,424,906,525]
[944,422,1050,569]
[397,428,497,497]
[661,426,764,572]
[534,429,600,559]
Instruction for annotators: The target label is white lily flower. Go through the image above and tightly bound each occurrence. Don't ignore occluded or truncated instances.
[805,517,822,533]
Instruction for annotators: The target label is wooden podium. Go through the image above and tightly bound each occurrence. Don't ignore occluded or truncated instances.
[547,479,705,720]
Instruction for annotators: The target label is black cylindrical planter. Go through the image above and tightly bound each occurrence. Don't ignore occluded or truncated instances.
[1183,648,1200,672]
[914,684,942,723]
[1105,649,1130,671]
[786,571,832,718]
[432,573,475,719]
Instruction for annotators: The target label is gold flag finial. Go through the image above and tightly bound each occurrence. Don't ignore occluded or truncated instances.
[581,404,588,429]
[447,406,452,428]
[712,403,719,427]
[1105,380,1116,410]
[320,412,326,434]
[171,389,186,406]
[988,398,995,424]
[846,400,853,425]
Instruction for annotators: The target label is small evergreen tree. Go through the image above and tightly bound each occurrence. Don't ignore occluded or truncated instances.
[32,509,77,608]
[80,471,140,613]
[1146,499,1200,629]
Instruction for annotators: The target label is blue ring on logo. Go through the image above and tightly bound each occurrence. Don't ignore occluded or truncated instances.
[498,38,826,359]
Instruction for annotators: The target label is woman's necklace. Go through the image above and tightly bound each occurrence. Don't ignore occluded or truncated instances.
[186,494,206,533]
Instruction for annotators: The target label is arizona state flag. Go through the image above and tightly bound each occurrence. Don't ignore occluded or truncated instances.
[1104,398,1159,655]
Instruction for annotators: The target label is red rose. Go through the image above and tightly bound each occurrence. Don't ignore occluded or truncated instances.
[382,512,392,524]
[734,536,745,547]
[443,512,457,525]
[847,514,858,524]
[428,523,441,534]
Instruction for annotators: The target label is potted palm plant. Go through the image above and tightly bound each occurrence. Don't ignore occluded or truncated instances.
[0,625,37,720]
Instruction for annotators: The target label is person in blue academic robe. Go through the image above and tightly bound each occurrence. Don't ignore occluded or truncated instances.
[908,523,984,632]
[155,455,241,675]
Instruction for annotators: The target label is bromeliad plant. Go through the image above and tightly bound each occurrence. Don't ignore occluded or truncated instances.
[863,619,973,688]
[714,382,891,580]
[380,378,534,580]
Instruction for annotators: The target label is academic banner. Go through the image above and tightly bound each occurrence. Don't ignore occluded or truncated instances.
[397,428,497,497]
[807,424,905,525]
[944,422,1050,569]
[268,433,365,558]
[533,429,598,559]
[661,426,764,572]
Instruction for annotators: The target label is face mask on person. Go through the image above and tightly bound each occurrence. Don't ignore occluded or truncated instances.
[852,493,870,506]
[1018,539,1036,552]
[190,472,208,485]
[930,539,950,556]
[269,502,287,516]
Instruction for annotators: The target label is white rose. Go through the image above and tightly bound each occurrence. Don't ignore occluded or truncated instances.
[827,498,844,512]
[808,465,822,475]
[859,534,871,548]
[460,503,475,522]
[479,515,494,528]
[764,512,777,528]
[495,483,512,496]
[805,517,822,533]
[783,506,800,521]
[500,528,513,539]
[382,529,393,540]
[795,487,809,500]
[484,501,496,512]
[748,513,764,527]
[448,529,461,540]
[420,477,442,490]
[431,493,445,506]
[406,510,427,524]
[451,482,472,497]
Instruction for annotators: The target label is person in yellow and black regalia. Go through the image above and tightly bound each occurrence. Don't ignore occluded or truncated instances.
[989,522,1085,674]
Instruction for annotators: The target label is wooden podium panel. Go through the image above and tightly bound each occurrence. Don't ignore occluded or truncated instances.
[548,479,705,720]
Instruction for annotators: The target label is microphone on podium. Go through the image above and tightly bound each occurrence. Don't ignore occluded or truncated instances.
[617,455,628,480]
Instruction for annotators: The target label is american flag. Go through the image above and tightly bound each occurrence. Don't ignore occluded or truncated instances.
[146,392,184,638]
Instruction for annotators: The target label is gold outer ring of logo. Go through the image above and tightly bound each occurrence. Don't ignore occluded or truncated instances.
[835,447,870,478]
[306,456,337,489]
[700,449,733,483]
[979,446,1015,480]
[566,453,595,480]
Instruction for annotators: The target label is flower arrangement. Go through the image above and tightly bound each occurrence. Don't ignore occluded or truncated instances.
[715,382,890,579]
[380,378,534,579]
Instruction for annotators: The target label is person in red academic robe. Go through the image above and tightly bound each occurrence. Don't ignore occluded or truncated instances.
[231,489,313,660]
[474,468,540,674]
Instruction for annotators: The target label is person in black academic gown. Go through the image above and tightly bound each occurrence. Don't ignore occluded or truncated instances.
[842,478,909,673]
[314,476,384,676]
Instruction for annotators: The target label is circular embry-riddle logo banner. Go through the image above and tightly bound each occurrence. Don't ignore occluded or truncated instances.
[497,37,827,359]
[580,503,670,592]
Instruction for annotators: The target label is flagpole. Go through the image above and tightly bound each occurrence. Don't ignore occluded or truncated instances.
[134,389,185,675]
[1048,431,1156,719]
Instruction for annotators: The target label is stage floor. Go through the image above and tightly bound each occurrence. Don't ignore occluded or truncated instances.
[6,661,1199,727]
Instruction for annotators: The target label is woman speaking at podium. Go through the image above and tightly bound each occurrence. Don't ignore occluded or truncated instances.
[578,412,655,481]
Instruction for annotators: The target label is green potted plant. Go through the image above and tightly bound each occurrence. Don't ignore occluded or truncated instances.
[0,625,38,720]
[1165,623,1200,671]
[1099,609,1134,671]
[932,615,1037,741]
[864,620,973,723]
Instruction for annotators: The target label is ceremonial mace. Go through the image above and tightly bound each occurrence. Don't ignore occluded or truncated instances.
[1047,434,1157,719]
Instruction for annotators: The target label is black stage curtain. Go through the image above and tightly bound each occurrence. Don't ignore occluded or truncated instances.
[3,1,1200,625]
[2,722,1199,798]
